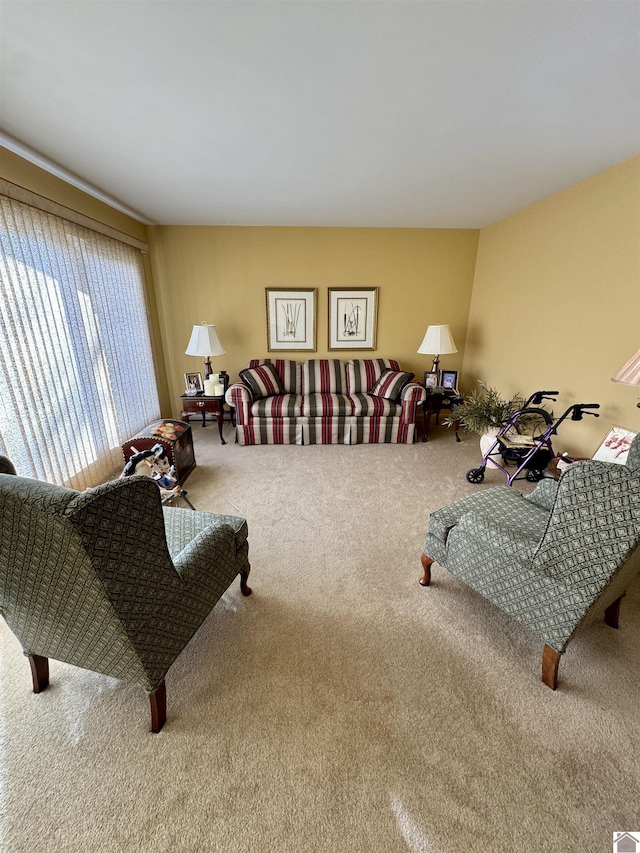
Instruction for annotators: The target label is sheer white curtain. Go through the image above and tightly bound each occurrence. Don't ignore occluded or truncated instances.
[0,194,160,489]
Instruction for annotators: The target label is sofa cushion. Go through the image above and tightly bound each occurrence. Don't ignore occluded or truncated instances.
[247,359,301,394]
[240,363,285,398]
[349,393,402,417]
[251,394,303,418]
[302,359,347,394]
[346,359,400,394]
[371,369,415,400]
[303,393,352,417]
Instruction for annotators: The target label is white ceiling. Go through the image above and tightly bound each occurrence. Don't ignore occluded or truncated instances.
[1,1,639,228]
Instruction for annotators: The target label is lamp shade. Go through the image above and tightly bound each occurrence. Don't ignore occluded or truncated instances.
[185,323,226,358]
[417,324,457,356]
[612,347,640,386]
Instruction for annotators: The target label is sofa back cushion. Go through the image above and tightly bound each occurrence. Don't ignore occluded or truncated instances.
[302,359,347,394]
[247,359,301,394]
[346,359,400,394]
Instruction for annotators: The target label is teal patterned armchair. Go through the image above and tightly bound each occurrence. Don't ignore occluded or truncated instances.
[421,435,640,688]
[0,472,251,732]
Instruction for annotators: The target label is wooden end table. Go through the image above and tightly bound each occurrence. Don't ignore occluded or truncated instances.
[422,389,463,442]
[180,394,226,444]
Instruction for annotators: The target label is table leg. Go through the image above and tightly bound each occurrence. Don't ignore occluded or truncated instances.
[422,412,431,441]
[217,407,226,445]
[422,398,440,442]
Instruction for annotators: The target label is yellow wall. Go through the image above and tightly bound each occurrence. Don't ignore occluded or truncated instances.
[466,155,640,457]
[148,226,480,414]
[4,144,638,458]
[0,148,171,413]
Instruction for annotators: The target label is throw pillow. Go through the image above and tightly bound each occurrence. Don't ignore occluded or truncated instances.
[240,363,285,398]
[371,369,415,401]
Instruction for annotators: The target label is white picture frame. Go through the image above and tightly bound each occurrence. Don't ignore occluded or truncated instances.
[592,425,638,464]
[184,372,203,395]
[266,288,317,352]
[328,287,378,351]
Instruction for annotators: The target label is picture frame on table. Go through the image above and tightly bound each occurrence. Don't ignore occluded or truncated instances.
[328,287,378,350]
[424,371,440,389]
[266,288,317,351]
[441,370,458,391]
[592,425,638,465]
[184,372,203,395]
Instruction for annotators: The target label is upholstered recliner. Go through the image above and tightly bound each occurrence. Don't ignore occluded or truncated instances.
[420,434,640,688]
[0,473,251,732]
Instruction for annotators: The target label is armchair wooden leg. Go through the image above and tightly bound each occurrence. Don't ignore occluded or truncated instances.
[604,595,624,629]
[541,644,560,690]
[420,554,434,587]
[150,681,166,733]
[240,563,252,596]
[28,654,49,693]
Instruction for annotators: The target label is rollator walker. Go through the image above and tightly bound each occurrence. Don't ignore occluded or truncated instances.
[466,391,600,486]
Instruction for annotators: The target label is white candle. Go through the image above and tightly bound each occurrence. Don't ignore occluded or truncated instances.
[204,379,216,396]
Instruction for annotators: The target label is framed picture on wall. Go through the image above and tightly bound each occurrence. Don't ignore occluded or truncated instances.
[328,287,378,350]
[441,370,458,391]
[424,371,440,389]
[266,288,317,351]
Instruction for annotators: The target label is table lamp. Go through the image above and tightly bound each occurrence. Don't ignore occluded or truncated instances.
[418,324,457,373]
[612,347,640,407]
[185,323,226,394]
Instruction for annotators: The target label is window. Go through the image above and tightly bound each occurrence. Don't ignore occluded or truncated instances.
[0,193,160,490]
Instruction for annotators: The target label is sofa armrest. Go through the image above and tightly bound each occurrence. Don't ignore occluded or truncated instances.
[226,382,254,425]
[400,382,427,424]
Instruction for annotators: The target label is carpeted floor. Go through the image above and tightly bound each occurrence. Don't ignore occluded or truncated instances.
[1,421,639,852]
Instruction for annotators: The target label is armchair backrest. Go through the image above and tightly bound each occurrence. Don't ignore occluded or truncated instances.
[0,474,180,686]
[533,435,640,590]
[626,432,640,473]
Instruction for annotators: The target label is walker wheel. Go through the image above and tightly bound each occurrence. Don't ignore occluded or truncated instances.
[466,467,485,484]
[526,469,543,482]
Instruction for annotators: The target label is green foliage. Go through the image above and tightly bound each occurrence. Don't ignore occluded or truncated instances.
[444,381,523,434]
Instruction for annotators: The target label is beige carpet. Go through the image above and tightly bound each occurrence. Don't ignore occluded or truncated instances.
[1,422,639,853]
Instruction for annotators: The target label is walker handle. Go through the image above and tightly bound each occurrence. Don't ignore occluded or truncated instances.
[571,404,600,420]
[527,390,559,406]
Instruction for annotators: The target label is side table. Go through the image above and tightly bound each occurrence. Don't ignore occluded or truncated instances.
[422,390,463,442]
[180,394,226,444]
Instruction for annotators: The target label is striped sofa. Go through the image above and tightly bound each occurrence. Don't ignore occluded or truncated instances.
[226,358,427,445]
